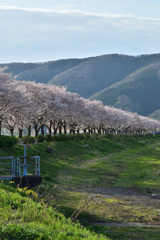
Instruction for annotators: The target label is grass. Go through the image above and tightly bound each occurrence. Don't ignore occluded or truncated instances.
[53,189,160,224]
[1,133,160,239]
[88,225,160,240]
[0,182,109,239]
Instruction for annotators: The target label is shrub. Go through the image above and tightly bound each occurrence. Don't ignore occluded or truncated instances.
[50,133,113,142]
[0,135,17,148]
[52,133,96,142]
[53,134,69,141]
[22,135,35,144]
[89,134,100,140]
[45,134,53,142]
[37,134,45,143]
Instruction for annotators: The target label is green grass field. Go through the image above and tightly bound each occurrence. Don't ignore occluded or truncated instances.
[1,134,160,239]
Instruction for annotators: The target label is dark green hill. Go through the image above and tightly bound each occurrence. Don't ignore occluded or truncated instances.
[17,59,86,84]
[0,59,86,84]
[2,53,160,98]
[149,109,160,121]
[0,62,40,75]
[90,61,160,116]
[48,54,160,98]
[2,53,160,116]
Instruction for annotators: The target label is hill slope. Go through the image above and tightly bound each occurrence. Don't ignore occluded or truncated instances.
[2,53,160,98]
[90,61,160,116]
[48,54,160,97]
[2,53,160,115]
[149,109,160,120]
[0,59,86,84]
[17,58,86,84]
[0,62,40,75]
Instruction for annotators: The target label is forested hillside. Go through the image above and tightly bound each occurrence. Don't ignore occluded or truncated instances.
[0,59,86,84]
[2,53,160,97]
[48,54,146,97]
[48,54,160,98]
[91,61,160,116]
[2,53,160,118]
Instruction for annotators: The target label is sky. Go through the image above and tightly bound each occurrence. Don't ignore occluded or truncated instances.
[1,0,160,63]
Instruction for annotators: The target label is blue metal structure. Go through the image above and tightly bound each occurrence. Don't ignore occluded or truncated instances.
[0,145,40,181]
[17,156,40,176]
[0,156,16,180]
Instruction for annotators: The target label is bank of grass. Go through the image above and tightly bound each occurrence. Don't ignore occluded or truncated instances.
[0,182,109,240]
[1,133,160,239]
[37,134,160,193]
[1,133,160,195]
[88,225,160,240]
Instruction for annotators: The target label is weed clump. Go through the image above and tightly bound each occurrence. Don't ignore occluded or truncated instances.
[22,135,35,144]
[45,134,53,142]
[52,133,101,142]
[37,134,45,143]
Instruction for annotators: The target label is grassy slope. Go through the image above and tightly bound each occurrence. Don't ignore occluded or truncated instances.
[0,183,108,240]
[1,134,160,239]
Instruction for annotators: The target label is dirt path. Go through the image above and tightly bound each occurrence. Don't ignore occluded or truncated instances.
[73,153,119,169]
[67,186,160,228]
[91,221,160,228]
[57,152,160,228]
[73,185,160,208]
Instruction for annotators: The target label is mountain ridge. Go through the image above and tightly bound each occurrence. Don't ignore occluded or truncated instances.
[1,53,160,118]
[90,61,160,116]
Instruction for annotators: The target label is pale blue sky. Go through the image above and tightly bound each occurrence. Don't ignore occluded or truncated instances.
[1,0,160,63]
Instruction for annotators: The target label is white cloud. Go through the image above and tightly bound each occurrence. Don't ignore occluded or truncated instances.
[1,5,160,22]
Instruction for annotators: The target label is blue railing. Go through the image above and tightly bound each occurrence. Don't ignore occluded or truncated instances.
[0,145,40,180]
[0,156,16,180]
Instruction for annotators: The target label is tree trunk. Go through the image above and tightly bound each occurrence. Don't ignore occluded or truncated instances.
[34,125,39,138]
[59,126,62,134]
[63,125,67,134]
[0,121,1,135]
[98,127,101,134]
[49,127,52,135]
[41,126,44,136]
[63,121,67,134]
[19,129,23,138]
[83,128,86,134]
[27,126,31,136]
[70,128,74,134]
[10,128,14,136]
[54,127,57,135]
[48,121,52,135]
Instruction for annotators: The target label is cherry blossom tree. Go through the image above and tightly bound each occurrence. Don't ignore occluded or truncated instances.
[1,67,160,137]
